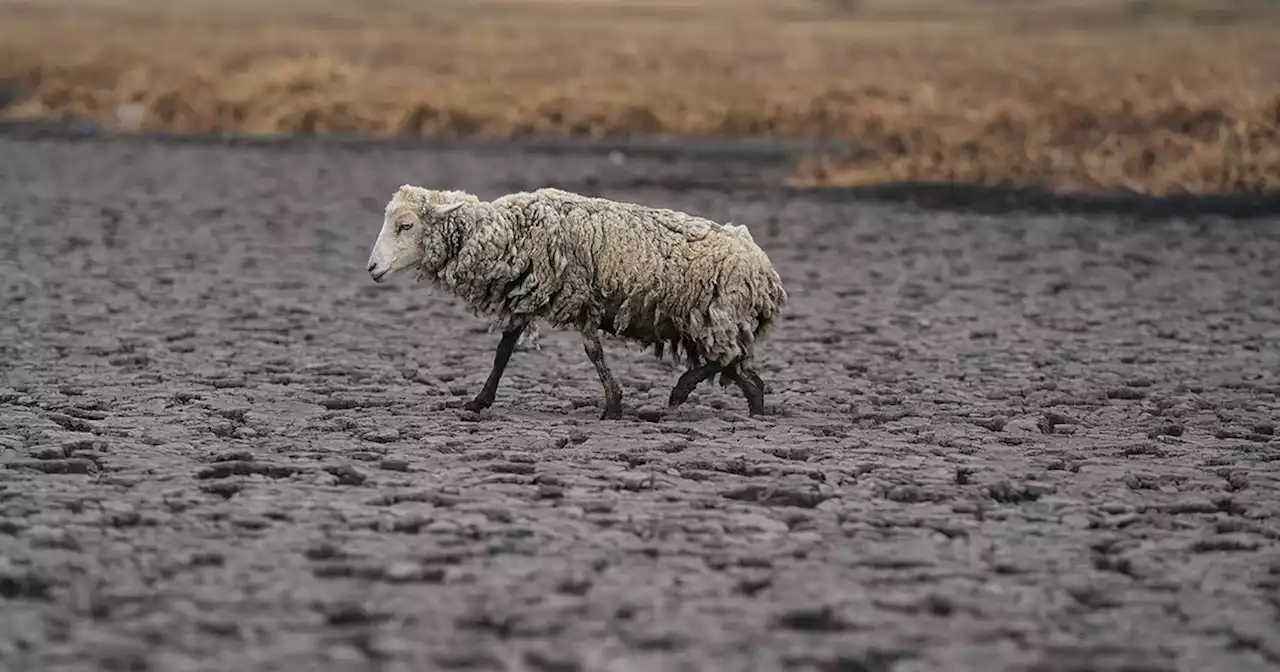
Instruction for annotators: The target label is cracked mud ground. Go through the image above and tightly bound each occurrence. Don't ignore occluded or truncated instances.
[1,134,1279,672]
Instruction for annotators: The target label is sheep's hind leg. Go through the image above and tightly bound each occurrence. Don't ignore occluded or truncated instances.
[463,324,526,413]
[581,329,623,420]
[724,363,767,416]
[668,361,723,409]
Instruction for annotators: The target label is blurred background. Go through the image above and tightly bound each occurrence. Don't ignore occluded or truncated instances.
[1,0,1277,195]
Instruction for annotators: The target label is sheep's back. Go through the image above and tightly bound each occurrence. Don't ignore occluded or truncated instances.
[496,190,784,362]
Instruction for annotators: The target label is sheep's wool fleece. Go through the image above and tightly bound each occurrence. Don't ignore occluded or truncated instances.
[401,186,788,366]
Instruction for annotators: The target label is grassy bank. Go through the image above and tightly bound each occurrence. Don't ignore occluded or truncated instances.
[2,0,1277,195]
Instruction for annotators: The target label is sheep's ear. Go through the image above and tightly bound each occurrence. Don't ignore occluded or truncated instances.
[434,202,466,216]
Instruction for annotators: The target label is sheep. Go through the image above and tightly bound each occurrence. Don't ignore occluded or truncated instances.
[364,185,787,419]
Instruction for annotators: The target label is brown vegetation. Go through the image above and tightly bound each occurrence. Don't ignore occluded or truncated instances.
[2,0,1278,195]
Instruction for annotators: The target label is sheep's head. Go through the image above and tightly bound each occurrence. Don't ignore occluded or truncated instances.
[366,186,466,283]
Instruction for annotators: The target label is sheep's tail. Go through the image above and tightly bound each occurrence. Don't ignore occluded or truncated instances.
[752,309,779,351]
[729,278,786,380]
[755,270,788,347]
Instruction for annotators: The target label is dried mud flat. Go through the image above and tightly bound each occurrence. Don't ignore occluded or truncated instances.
[1,132,1279,672]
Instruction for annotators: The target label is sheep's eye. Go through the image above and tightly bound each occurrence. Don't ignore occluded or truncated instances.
[396,222,413,233]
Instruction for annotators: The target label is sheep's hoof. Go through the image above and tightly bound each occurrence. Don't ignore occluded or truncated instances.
[600,405,623,420]
[463,397,492,412]
[667,390,690,408]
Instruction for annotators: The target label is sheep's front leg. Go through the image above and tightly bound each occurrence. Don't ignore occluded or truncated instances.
[464,324,526,413]
[581,330,623,420]
[668,361,723,409]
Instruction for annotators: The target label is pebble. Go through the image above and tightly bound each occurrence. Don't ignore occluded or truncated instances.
[379,458,410,472]
[618,471,654,491]
[30,445,66,460]
[383,562,422,583]
[1004,417,1042,434]
[362,429,400,443]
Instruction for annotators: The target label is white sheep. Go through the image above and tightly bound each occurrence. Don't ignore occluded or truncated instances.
[365,185,787,419]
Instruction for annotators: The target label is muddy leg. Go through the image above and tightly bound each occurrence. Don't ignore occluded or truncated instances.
[668,361,723,409]
[463,324,526,412]
[582,330,623,420]
[725,363,767,416]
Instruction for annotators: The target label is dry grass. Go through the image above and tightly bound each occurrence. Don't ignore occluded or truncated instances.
[2,0,1278,195]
